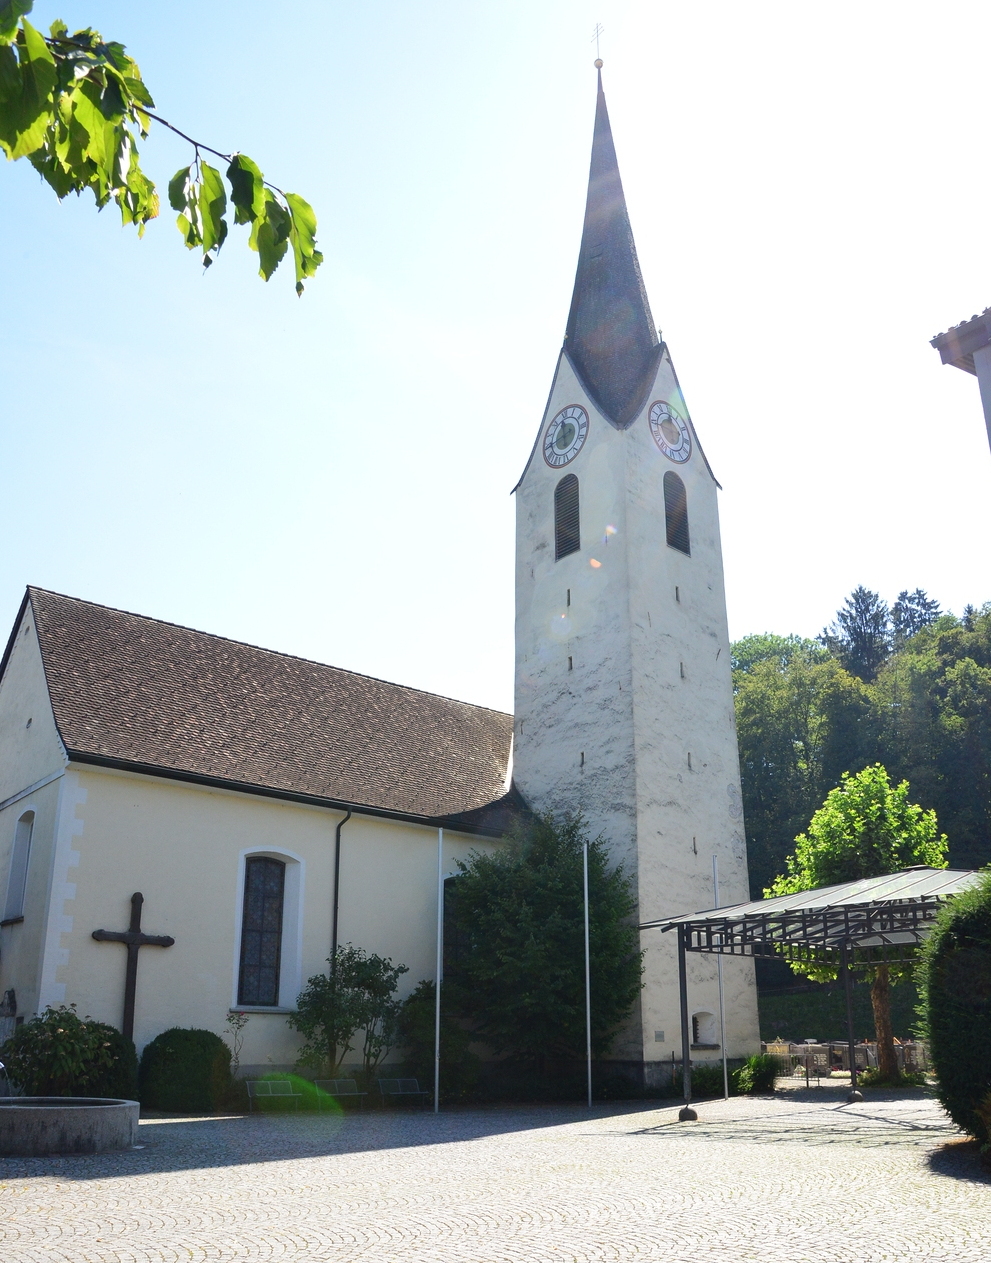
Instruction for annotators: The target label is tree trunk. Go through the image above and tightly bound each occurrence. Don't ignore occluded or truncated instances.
[870,964,898,1080]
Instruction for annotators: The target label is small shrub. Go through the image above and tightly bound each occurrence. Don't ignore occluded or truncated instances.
[672,1062,730,1099]
[139,1028,231,1112]
[919,869,991,1143]
[732,1053,778,1094]
[0,1005,136,1097]
[858,1067,926,1089]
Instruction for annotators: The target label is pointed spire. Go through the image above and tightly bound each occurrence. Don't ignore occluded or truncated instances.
[565,69,658,428]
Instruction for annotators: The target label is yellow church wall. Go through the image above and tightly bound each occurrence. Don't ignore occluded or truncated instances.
[45,764,499,1069]
[0,603,70,1024]
[0,777,64,1022]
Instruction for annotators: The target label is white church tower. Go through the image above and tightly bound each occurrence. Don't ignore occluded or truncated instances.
[513,68,759,1077]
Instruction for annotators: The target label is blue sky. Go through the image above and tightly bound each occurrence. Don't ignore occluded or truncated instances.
[3,0,991,714]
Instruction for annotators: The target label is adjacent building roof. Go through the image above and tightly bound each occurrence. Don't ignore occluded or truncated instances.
[564,70,661,429]
[930,308,991,375]
[4,588,521,835]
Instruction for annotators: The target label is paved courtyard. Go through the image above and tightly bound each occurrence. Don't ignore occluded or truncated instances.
[1,1085,989,1262]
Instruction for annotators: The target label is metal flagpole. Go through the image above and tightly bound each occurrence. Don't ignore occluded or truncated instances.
[583,837,592,1109]
[434,827,443,1114]
[713,856,729,1100]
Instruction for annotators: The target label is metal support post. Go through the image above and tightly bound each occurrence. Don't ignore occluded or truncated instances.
[677,924,696,1121]
[582,838,592,1110]
[841,944,862,1103]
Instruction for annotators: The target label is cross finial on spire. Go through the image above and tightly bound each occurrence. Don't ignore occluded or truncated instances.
[592,22,604,68]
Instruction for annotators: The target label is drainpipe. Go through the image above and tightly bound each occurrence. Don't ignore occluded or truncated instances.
[331,809,352,981]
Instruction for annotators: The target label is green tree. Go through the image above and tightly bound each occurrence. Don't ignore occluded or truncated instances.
[395,979,480,1101]
[447,813,642,1068]
[288,944,408,1079]
[734,643,874,896]
[821,586,891,682]
[874,606,991,870]
[891,589,941,648]
[0,3,321,291]
[767,764,948,1079]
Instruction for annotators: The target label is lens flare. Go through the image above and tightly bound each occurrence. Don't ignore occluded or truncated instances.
[590,558,602,569]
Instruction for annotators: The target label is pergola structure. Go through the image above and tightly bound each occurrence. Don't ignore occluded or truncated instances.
[640,866,982,1114]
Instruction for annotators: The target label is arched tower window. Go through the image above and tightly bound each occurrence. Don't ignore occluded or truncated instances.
[555,474,581,560]
[3,811,34,923]
[238,856,286,1006]
[663,471,690,555]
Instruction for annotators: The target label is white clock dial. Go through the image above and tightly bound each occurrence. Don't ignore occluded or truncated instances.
[543,405,589,468]
[649,400,692,463]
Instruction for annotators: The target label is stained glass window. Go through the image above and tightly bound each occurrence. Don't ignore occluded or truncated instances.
[237,857,285,1006]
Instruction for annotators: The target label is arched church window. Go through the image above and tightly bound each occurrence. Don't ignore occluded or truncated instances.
[238,856,286,1006]
[663,471,690,555]
[555,474,581,560]
[3,811,34,923]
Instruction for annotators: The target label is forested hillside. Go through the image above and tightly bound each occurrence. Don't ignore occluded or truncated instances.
[734,589,991,897]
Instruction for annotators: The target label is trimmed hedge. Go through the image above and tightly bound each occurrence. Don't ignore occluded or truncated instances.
[139,1027,231,1112]
[919,869,991,1143]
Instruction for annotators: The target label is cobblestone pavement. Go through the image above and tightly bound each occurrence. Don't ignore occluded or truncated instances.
[1,1086,989,1262]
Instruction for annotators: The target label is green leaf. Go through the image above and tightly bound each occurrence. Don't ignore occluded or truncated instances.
[197,159,227,260]
[168,163,193,213]
[249,190,290,281]
[169,163,200,249]
[0,17,55,158]
[226,152,264,225]
[0,43,17,101]
[284,192,323,295]
[0,0,32,46]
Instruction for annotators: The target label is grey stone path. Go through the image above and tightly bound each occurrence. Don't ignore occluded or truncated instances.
[1,1086,989,1262]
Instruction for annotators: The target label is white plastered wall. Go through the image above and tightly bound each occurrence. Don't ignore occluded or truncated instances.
[514,348,759,1067]
[43,765,500,1066]
[0,601,68,1019]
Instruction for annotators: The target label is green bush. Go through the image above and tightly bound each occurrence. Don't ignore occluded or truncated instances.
[732,1053,778,1094]
[919,869,991,1143]
[139,1028,231,1112]
[858,1066,926,1089]
[0,1005,136,1097]
[671,1062,729,1099]
[395,980,480,1101]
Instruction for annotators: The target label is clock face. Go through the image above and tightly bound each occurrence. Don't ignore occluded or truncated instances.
[543,405,589,468]
[649,400,692,463]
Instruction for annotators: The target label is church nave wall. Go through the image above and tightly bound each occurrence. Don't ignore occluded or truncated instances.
[41,765,499,1068]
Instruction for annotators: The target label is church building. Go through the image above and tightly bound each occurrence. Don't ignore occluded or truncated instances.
[0,71,758,1080]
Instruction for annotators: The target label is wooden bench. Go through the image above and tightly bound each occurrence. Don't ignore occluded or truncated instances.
[314,1079,368,1110]
[377,1077,431,1108]
[246,1079,302,1112]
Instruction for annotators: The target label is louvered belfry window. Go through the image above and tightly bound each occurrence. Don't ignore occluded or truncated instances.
[555,474,581,560]
[664,471,690,555]
[238,857,286,1006]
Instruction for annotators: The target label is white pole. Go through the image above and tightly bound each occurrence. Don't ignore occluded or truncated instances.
[583,838,592,1109]
[434,826,443,1114]
[713,855,729,1100]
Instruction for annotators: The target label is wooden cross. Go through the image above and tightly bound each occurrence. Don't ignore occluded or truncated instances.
[92,892,174,1041]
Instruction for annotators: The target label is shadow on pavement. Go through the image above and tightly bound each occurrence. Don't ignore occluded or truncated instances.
[926,1140,991,1183]
[0,1100,662,1180]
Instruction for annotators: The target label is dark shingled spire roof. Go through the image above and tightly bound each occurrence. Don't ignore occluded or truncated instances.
[565,71,659,429]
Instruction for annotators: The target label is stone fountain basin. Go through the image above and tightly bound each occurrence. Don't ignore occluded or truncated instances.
[0,1097,139,1156]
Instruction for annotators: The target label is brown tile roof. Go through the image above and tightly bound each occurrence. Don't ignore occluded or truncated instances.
[14,588,521,833]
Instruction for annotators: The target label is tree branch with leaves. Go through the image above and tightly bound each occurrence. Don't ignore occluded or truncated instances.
[0,2,322,292]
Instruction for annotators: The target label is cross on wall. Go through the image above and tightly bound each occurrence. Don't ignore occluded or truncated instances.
[92,892,174,1042]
